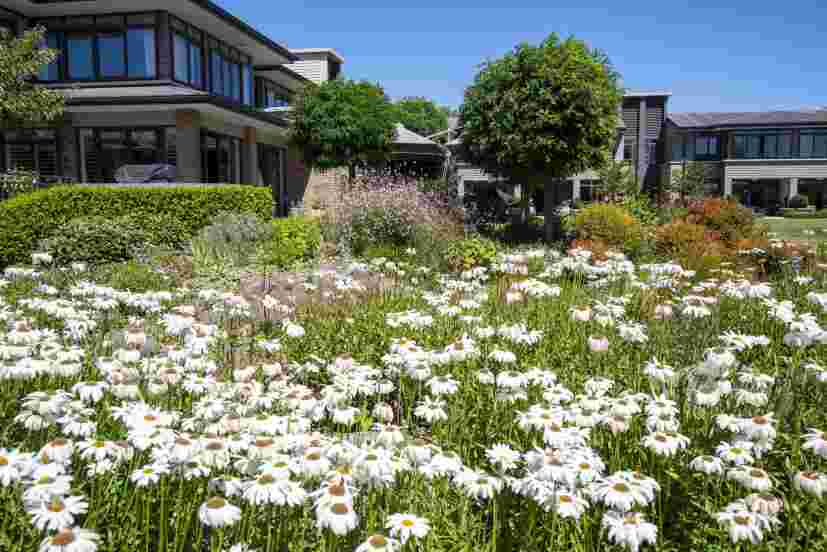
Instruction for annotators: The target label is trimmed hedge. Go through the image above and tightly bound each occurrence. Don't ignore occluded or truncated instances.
[781,208,827,219]
[0,185,273,268]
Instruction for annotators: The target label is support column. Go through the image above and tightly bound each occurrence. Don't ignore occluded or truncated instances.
[175,109,202,182]
[637,98,647,189]
[723,177,733,198]
[241,127,258,186]
[571,179,581,203]
[789,177,799,199]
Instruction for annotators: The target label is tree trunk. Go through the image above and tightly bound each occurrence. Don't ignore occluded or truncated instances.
[347,163,356,192]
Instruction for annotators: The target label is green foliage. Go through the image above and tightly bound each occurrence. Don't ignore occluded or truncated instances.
[0,185,272,268]
[43,216,144,265]
[191,211,273,270]
[0,26,64,125]
[575,203,645,255]
[781,208,827,219]
[349,207,414,254]
[789,194,809,208]
[257,216,322,269]
[668,161,707,201]
[289,79,397,174]
[0,169,39,199]
[459,33,623,219]
[118,212,191,252]
[619,194,659,227]
[393,96,450,137]
[445,236,498,271]
[91,261,173,292]
[596,160,638,201]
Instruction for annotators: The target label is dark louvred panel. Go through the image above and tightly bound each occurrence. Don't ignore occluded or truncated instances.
[622,107,639,138]
[646,106,665,138]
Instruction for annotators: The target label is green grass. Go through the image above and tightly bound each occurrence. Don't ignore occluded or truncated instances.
[763,216,827,241]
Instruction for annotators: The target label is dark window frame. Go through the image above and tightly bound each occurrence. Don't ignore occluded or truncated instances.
[732,130,795,160]
[34,12,159,83]
[201,130,242,184]
[693,134,719,161]
[799,130,827,159]
[76,126,173,183]
[1,129,62,180]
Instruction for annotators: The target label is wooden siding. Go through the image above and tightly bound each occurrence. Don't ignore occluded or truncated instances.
[283,59,328,84]
[646,105,665,139]
[724,160,827,180]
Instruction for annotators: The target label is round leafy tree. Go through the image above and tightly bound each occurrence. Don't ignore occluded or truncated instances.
[393,96,450,138]
[0,26,64,125]
[289,79,397,183]
[459,33,623,233]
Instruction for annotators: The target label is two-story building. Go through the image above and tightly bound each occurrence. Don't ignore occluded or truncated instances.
[0,0,345,209]
[665,110,827,209]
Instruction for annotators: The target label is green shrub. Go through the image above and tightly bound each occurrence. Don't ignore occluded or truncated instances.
[781,208,827,219]
[257,216,321,269]
[575,203,645,253]
[119,213,191,251]
[92,261,173,292]
[789,194,809,208]
[349,206,414,254]
[191,212,273,269]
[43,217,146,265]
[445,236,498,271]
[0,185,272,268]
[686,198,759,243]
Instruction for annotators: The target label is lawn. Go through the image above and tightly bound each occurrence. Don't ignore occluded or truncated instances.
[1,245,827,552]
[763,216,827,242]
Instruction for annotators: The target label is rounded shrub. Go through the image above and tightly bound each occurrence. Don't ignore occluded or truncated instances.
[257,216,322,269]
[445,236,498,271]
[575,203,644,254]
[42,216,147,265]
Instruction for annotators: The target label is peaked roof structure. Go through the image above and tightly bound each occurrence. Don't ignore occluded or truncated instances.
[393,124,445,157]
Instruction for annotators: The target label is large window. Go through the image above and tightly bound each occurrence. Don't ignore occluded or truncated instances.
[202,132,241,183]
[204,38,252,105]
[35,14,157,81]
[257,78,292,109]
[733,130,794,159]
[171,17,204,88]
[1,130,60,180]
[78,127,173,182]
[800,131,827,159]
[694,135,719,159]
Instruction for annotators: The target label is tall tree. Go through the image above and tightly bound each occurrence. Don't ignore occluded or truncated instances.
[459,33,623,236]
[668,160,706,205]
[289,79,397,184]
[393,97,450,137]
[0,26,64,125]
[596,159,638,202]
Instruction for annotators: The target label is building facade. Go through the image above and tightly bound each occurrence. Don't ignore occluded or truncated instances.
[0,0,344,212]
[666,111,827,209]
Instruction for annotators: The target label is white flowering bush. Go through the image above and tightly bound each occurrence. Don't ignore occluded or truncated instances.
[0,247,826,551]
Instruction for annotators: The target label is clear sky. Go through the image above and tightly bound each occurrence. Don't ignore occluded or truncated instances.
[220,0,827,114]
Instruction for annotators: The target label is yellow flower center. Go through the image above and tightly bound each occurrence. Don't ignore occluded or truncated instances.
[401,519,415,528]
[206,497,226,509]
[368,535,387,546]
[612,483,630,493]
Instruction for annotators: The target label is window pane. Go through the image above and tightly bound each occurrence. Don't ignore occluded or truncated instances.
[709,136,719,156]
[764,135,777,158]
[174,33,189,81]
[127,28,156,78]
[99,130,129,182]
[242,64,253,106]
[39,32,61,81]
[231,63,241,102]
[164,127,177,166]
[800,135,814,157]
[210,52,222,94]
[778,134,792,157]
[815,135,827,158]
[130,130,159,164]
[99,33,126,77]
[734,135,746,158]
[695,136,708,156]
[747,136,761,158]
[223,59,232,98]
[671,140,683,161]
[190,44,202,87]
[67,35,94,79]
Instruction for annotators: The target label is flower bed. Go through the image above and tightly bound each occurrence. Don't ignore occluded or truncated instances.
[0,247,826,551]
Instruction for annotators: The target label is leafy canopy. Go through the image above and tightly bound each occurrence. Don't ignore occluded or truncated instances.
[289,79,397,171]
[459,33,623,180]
[0,27,64,125]
[393,97,450,137]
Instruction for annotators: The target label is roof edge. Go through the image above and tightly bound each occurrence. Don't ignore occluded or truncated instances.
[289,48,345,64]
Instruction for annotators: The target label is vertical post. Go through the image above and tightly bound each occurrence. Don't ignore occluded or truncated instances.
[241,127,258,186]
[789,177,799,199]
[175,109,202,182]
[571,178,581,203]
[638,97,647,190]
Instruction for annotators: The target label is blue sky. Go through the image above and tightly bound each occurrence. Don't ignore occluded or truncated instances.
[221,0,826,114]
